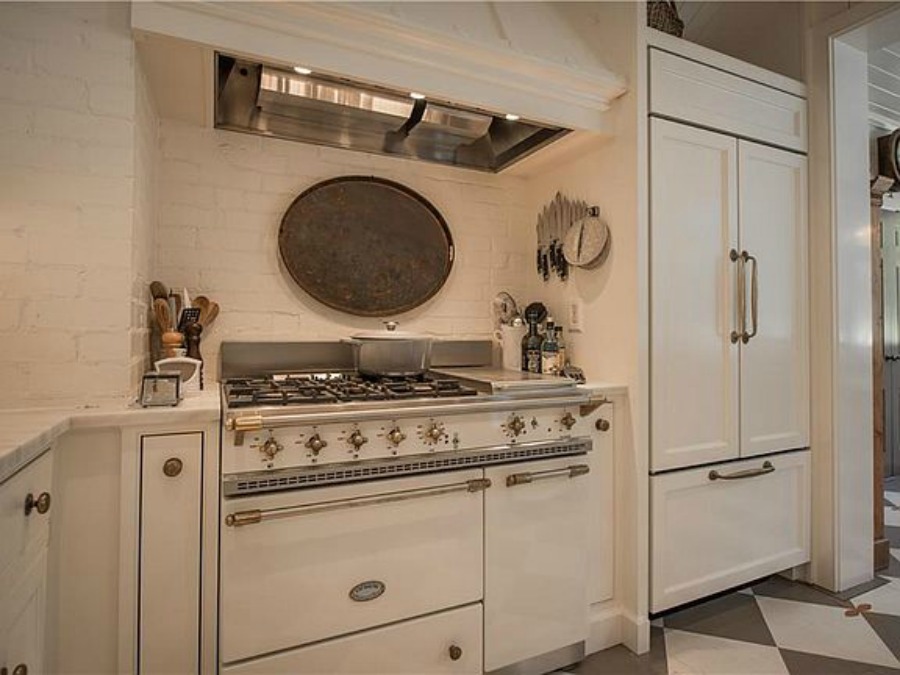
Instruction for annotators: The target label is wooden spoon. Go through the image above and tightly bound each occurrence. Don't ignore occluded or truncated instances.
[153,298,172,332]
[150,281,169,301]
[193,296,220,328]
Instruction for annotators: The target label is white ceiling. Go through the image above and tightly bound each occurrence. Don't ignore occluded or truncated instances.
[870,42,900,131]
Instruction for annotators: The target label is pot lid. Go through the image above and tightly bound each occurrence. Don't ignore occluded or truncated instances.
[352,321,433,340]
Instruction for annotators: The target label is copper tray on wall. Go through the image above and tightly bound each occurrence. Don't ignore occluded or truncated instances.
[278,176,454,317]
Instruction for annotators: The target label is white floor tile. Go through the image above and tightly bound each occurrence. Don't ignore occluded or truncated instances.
[664,630,788,675]
[756,595,900,668]
[853,577,900,616]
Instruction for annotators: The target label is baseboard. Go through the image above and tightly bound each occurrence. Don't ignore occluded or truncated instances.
[585,602,651,656]
[875,538,891,571]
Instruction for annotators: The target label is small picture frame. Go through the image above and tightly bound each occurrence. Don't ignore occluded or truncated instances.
[140,372,182,407]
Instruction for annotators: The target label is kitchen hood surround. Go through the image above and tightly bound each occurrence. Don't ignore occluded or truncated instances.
[131,1,628,135]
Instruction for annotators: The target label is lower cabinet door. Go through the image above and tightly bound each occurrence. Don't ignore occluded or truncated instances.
[2,547,48,675]
[651,449,810,613]
[140,433,203,675]
[222,604,482,675]
[484,456,590,672]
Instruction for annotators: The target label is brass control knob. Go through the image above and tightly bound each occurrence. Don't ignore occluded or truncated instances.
[24,492,51,516]
[448,645,463,661]
[560,412,577,430]
[507,415,526,437]
[596,418,611,432]
[348,430,369,450]
[305,434,328,456]
[386,427,407,446]
[425,423,446,444]
[260,437,283,460]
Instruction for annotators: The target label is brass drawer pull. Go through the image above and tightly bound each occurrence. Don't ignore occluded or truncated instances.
[730,248,744,344]
[163,458,183,478]
[742,250,759,343]
[709,461,774,481]
[24,492,51,516]
[506,464,590,487]
[225,478,491,527]
[448,645,463,661]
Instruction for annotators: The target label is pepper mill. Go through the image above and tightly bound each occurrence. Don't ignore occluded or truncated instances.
[184,322,204,390]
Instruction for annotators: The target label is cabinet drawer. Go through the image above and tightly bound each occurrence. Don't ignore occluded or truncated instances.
[0,451,53,580]
[222,604,482,675]
[651,450,810,613]
[650,49,807,152]
[221,470,484,663]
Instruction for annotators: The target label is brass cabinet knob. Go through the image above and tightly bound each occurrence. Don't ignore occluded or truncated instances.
[24,492,51,516]
[163,458,183,477]
[448,645,463,661]
[595,418,611,432]
[507,415,526,436]
[13,664,28,675]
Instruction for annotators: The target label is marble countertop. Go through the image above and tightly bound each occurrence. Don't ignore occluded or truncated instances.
[0,391,220,485]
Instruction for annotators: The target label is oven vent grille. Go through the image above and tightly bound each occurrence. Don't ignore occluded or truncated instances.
[224,438,591,496]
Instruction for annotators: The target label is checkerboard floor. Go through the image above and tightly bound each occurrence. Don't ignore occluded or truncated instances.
[565,480,900,674]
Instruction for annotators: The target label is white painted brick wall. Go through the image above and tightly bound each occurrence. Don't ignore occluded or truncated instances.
[0,2,141,406]
[156,120,537,382]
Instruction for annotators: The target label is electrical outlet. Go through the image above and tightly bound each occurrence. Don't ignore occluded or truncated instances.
[568,300,584,332]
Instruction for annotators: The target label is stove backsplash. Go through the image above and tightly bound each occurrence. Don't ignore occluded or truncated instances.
[155,120,538,383]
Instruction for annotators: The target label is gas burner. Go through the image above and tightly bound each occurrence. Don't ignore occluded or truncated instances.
[223,372,479,408]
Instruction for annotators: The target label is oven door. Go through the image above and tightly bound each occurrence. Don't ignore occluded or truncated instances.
[220,469,487,664]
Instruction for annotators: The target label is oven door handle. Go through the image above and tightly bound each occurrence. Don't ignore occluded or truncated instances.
[224,478,492,527]
[505,464,590,487]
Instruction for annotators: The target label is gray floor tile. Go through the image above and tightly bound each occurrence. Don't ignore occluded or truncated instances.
[885,526,900,548]
[884,554,900,580]
[568,627,667,675]
[663,591,776,646]
[838,576,892,601]
[752,575,848,608]
[867,612,900,663]
[779,647,900,674]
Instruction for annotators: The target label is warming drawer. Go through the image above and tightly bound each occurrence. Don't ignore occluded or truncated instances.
[650,449,810,613]
[220,469,485,664]
[222,604,482,675]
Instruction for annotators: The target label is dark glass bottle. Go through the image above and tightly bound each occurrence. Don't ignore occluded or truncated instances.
[522,318,543,373]
[541,318,560,375]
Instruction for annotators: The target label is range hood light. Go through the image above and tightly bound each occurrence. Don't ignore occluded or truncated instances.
[505,113,521,121]
[293,66,313,75]
[409,92,426,100]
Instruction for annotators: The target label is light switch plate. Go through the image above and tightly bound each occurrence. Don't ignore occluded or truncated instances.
[568,300,584,332]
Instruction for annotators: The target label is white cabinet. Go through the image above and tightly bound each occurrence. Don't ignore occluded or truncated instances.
[0,450,54,675]
[139,433,203,675]
[739,143,809,457]
[222,604,482,675]
[650,120,740,471]
[650,118,809,471]
[587,410,614,605]
[649,49,807,152]
[651,450,811,612]
[484,456,590,672]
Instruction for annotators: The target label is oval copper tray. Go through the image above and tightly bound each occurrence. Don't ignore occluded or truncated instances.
[278,176,454,317]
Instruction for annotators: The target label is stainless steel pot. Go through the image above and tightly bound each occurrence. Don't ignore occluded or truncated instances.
[346,322,433,377]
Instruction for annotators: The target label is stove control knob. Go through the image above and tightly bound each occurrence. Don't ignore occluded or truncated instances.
[260,437,283,461]
[386,427,407,446]
[348,430,369,450]
[425,423,446,444]
[561,412,577,430]
[305,434,328,456]
[506,415,526,437]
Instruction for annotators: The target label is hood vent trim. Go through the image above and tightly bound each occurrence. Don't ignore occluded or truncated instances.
[215,53,570,173]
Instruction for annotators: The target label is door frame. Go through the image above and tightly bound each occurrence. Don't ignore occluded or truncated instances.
[806,3,900,591]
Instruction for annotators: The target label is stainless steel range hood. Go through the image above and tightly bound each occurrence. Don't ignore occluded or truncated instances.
[215,54,570,173]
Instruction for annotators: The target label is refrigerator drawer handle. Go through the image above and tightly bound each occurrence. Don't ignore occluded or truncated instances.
[224,478,491,527]
[708,461,774,482]
[506,464,590,487]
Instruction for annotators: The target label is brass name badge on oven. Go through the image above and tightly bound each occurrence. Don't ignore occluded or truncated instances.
[349,580,385,602]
